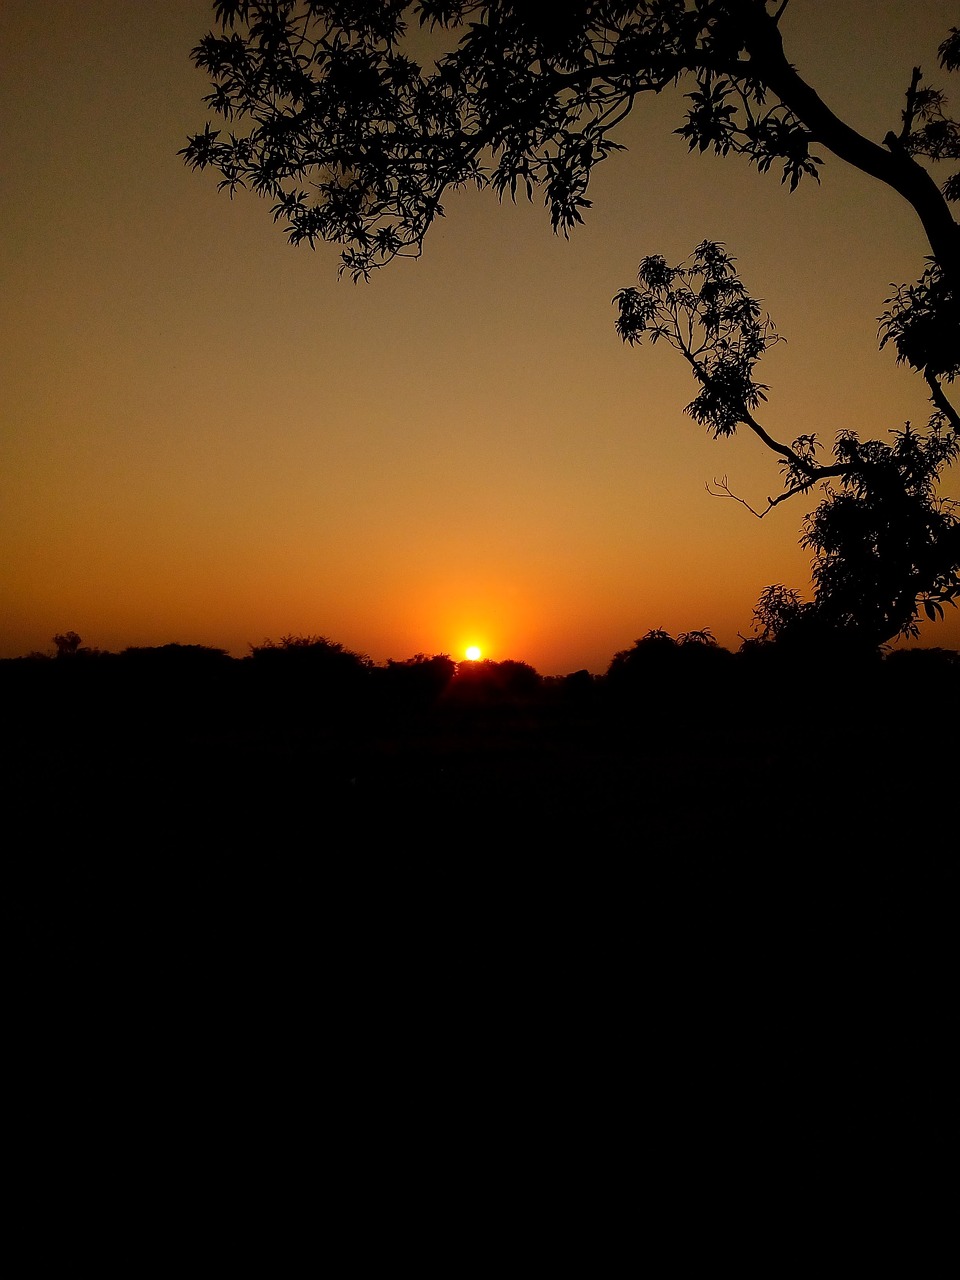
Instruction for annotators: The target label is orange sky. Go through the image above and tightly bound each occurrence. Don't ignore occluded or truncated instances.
[2,1,958,671]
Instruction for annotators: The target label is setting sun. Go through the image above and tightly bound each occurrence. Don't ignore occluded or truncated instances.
[465,646,482,661]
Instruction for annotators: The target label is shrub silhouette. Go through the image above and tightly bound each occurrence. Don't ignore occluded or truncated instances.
[447,658,542,703]
[380,654,456,708]
[606,630,681,687]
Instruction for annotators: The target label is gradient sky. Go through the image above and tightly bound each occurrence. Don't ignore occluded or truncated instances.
[3,1,959,671]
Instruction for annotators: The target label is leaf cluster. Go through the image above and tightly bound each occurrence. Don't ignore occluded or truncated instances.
[800,423,960,642]
[182,2,837,277]
[614,240,781,437]
[880,260,959,383]
[898,31,960,202]
[675,67,822,191]
[750,583,807,644]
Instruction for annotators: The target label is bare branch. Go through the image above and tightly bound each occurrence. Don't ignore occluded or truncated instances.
[706,475,772,518]
[707,466,849,518]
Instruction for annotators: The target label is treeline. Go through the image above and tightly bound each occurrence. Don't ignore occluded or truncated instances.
[4,628,957,855]
[5,627,959,722]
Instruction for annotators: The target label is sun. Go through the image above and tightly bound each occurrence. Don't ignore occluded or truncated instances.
[465,645,482,661]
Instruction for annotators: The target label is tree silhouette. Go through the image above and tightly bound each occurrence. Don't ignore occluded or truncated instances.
[381,652,456,706]
[615,242,960,646]
[607,628,680,687]
[449,656,541,701]
[52,631,83,659]
[749,583,807,645]
[183,2,960,647]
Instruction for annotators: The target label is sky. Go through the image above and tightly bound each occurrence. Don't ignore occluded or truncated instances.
[2,1,959,672]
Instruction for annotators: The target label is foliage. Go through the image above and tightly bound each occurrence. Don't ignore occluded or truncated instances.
[617,243,960,643]
[53,631,83,658]
[615,241,781,438]
[750,583,807,644]
[183,4,958,269]
[880,261,959,385]
[678,627,718,647]
[50,631,110,659]
[249,635,375,698]
[606,626,734,698]
[452,656,541,697]
[184,2,960,648]
[745,424,960,647]
[119,643,232,664]
[250,633,373,665]
[382,652,456,701]
[802,424,960,643]
[182,2,838,278]
[607,628,678,679]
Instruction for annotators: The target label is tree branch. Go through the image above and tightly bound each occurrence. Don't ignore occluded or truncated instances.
[899,66,925,141]
[731,0,960,288]
[706,468,844,519]
[706,475,769,517]
[926,368,960,431]
[739,406,811,467]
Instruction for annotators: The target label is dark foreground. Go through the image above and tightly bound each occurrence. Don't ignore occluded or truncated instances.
[6,645,956,940]
[5,644,957,847]
[6,648,955,1212]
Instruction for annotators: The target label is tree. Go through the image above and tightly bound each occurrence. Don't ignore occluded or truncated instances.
[249,633,374,674]
[450,656,541,699]
[381,652,456,704]
[607,628,681,685]
[614,240,959,647]
[52,631,83,659]
[182,2,960,648]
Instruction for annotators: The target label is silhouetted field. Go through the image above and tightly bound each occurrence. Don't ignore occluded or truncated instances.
[7,642,954,1192]
[5,640,957,855]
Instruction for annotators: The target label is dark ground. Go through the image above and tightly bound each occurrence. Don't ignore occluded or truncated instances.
[5,651,955,1223]
[5,645,956,848]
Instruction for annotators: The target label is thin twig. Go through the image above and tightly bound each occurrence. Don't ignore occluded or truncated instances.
[706,472,830,518]
[705,476,768,517]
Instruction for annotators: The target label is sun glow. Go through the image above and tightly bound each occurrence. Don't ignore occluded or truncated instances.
[465,645,482,661]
